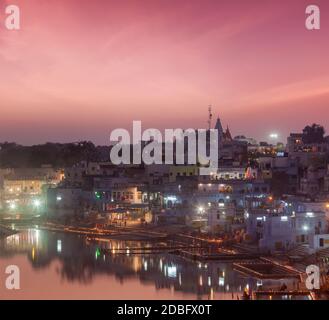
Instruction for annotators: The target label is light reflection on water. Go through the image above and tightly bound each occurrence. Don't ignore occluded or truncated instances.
[0,229,298,300]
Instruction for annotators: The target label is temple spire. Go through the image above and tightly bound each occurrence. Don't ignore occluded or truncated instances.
[214,116,223,134]
[225,125,232,141]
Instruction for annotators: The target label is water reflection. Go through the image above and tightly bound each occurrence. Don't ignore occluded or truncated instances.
[0,229,294,299]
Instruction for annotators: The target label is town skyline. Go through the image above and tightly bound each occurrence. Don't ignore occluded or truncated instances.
[0,118,327,147]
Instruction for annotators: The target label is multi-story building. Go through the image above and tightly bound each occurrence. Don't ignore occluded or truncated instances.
[245,203,328,253]
[0,166,64,212]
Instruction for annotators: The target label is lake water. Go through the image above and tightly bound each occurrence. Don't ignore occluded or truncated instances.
[0,229,298,300]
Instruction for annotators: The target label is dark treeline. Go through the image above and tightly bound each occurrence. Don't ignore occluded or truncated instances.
[302,124,326,144]
[0,142,110,168]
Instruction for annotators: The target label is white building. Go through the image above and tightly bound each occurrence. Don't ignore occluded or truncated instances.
[245,208,327,253]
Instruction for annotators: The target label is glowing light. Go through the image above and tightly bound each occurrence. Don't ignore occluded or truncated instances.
[199,275,203,286]
[33,199,41,207]
[269,133,279,139]
[56,196,62,201]
[57,240,62,253]
[9,202,16,210]
[306,212,314,217]
[303,225,309,231]
[167,265,177,278]
[159,259,163,271]
[95,248,101,260]
[198,206,205,213]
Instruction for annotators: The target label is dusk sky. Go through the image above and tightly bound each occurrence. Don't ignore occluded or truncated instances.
[0,0,328,145]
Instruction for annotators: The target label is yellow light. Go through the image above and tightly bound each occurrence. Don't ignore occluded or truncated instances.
[199,275,203,286]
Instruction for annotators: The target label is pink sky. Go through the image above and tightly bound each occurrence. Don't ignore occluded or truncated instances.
[0,0,328,144]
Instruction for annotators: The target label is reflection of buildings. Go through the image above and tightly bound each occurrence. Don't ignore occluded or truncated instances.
[0,229,257,298]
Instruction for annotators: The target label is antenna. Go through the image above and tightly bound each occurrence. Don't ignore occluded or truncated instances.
[207,105,213,130]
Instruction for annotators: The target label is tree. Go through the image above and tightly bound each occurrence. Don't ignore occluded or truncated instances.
[302,124,325,144]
